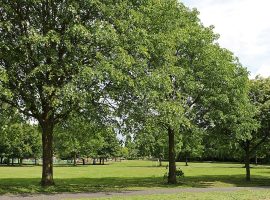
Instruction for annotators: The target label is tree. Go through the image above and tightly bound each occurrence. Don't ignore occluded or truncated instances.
[0,104,11,163]
[0,0,149,185]
[238,77,270,181]
[54,112,120,165]
[113,0,249,184]
[55,113,103,165]
[177,126,203,166]
[203,77,270,181]
[96,127,121,164]
[134,124,167,166]
[0,105,41,165]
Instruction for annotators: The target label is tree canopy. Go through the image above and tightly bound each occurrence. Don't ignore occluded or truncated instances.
[0,0,262,186]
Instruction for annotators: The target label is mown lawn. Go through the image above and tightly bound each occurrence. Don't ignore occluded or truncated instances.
[78,190,270,200]
[0,160,270,194]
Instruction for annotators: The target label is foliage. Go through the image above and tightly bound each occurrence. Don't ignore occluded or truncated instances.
[54,113,120,162]
[0,106,41,162]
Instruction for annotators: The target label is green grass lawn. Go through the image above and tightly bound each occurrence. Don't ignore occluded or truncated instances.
[77,190,270,200]
[0,160,270,195]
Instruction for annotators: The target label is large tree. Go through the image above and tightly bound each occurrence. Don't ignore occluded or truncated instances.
[117,1,249,184]
[0,0,147,185]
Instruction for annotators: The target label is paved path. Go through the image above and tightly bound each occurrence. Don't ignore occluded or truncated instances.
[0,187,270,200]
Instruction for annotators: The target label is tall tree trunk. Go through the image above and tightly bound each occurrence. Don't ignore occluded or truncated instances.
[20,158,23,166]
[82,158,85,165]
[245,149,251,181]
[40,120,55,186]
[0,157,2,164]
[168,126,177,184]
[93,158,96,165]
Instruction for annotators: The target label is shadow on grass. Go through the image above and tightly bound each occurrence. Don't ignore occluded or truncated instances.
[0,174,270,195]
[0,165,36,168]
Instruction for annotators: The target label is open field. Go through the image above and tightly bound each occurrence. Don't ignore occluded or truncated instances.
[76,190,270,200]
[0,160,270,195]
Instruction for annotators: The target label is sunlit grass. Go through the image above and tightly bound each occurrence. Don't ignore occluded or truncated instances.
[0,160,270,194]
[77,190,270,200]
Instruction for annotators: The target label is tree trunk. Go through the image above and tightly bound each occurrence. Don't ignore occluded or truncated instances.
[82,158,85,165]
[245,149,251,181]
[35,158,37,165]
[20,158,23,166]
[102,158,104,165]
[73,153,77,166]
[93,158,96,165]
[255,152,258,165]
[158,157,162,167]
[99,157,102,165]
[168,126,177,184]
[40,120,55,186]
[12,158,14,166]
[185,154,188,166]
[0,157,2,164]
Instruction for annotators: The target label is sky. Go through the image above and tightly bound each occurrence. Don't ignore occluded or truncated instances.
[181,0,270,78]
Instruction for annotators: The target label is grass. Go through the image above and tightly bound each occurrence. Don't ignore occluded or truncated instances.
[77,190,270,200]
[0,160,270,195]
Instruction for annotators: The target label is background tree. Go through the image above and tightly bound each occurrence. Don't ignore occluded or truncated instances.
[238,77,270,181]
[0,105,41,165]
[54,113,120,165]
[134,123,167,166]
[177,126,203,166]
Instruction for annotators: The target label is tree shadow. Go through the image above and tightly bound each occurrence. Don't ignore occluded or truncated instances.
[0,165,36,168]
[0,174,270,195]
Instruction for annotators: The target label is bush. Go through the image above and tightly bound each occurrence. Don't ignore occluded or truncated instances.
[175,168,184,177]
[163,168,184,181]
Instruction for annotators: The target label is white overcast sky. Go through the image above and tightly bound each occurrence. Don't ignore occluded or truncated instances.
[181,0,270,78]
